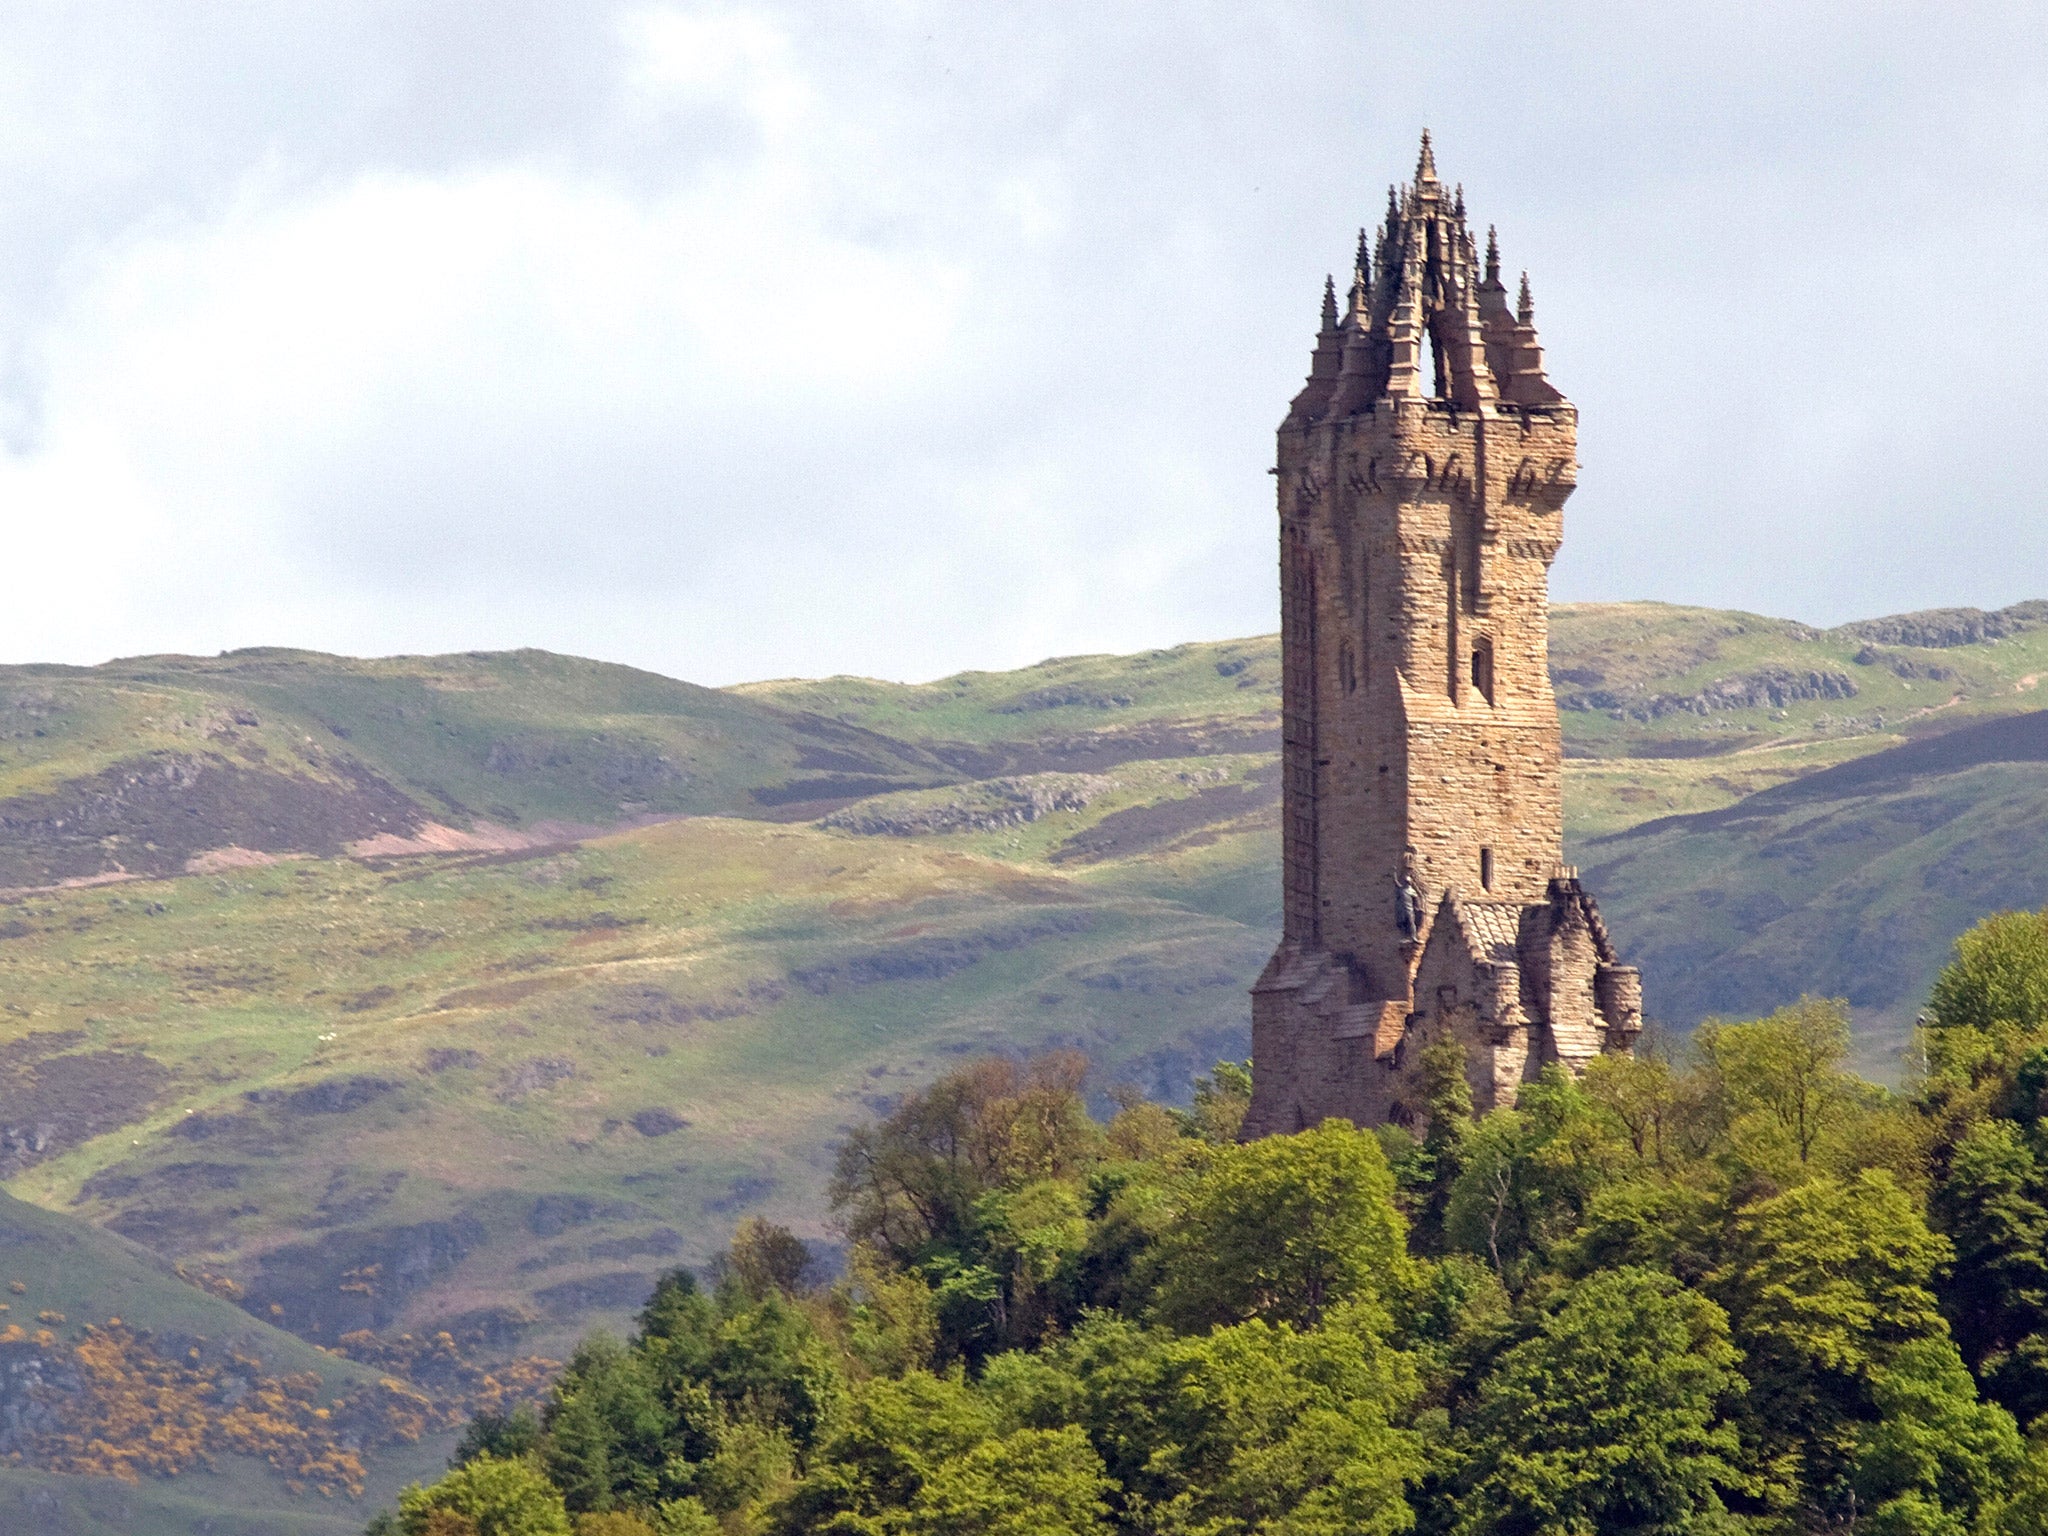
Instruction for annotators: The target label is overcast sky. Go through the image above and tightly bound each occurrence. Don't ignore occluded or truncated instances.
[0,4,2042,685]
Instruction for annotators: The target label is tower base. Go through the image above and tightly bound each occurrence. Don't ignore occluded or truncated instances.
[1242,876,1641,1137]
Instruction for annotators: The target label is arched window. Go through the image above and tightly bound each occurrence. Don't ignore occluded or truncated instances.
[1480,847,1495,891]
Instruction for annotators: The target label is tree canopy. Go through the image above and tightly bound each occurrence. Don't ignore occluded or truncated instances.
[368,903,2048,1535]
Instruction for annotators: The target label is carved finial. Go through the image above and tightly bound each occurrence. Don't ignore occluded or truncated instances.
[1454,182,1465,219]
[1416,128,1437,183]
[1347,229,1372,319]
[1321,274,1338,331]
[1517,271,1534,324]
[1485,225,1500,283]
[1386,183,1400,227]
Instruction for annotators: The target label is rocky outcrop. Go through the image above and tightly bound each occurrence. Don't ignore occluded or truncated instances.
[1558,665,1858,720]
[1851,645,1959,682]
[819,773,1115,836]
[1835,600,2048,650]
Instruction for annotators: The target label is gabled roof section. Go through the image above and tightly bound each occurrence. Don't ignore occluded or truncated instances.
[1437,890,1528,968]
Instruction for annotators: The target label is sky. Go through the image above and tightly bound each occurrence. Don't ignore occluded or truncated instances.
[0,3,2043,686]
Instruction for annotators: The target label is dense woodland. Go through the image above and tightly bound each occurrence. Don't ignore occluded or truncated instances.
[366,907,2048,1536]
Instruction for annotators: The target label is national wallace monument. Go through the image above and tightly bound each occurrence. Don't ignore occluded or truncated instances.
[1242,134,1643,1139]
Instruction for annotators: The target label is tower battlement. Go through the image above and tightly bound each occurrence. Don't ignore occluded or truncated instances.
[1242,134,1640,1139]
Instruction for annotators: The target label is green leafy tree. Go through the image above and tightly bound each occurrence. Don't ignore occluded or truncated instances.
[398,1454,572,1536]
[571,1515,659,1536]
[1692,997,1868,1181]
[544,1335,677,1514]
[1392,1035,1475,1255]
[903,1425,1113,1536]
[975,1177,1091,1345]
[1988,1417,2048,1536]
[723,1217,816,1300]
[770,1370,994,1532]
[829,1054,1101,1266]
[1710,1170,1955,1521]
[630,1267,843,1457]
[1927,908,2048,1070]
[1557,1178,1719,1288]
[1190,1059,1254,1144]
[1932,1117,2048,1420]
[701,1289,844,1452]
[685,1418,794,1520]
[452,1405,543,1469]
[1850,1336,2021,1535]
[1449,1267,1745,1536]
[1048,1308,1421,1536]
[1582,1047,1680,1164]
[1064,1161,1180,1321]
[1443,1069,1626,1289]
[836,1241,939,1379]
[1151,1118,1408,1331]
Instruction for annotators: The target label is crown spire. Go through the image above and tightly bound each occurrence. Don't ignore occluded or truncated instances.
[1517,271,1534,324]
[1320,274,1338,331]
[1415,128,1437,184]
[1485,226,1500,284]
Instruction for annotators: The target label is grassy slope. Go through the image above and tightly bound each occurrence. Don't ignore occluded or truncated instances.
[0,1464,363,1536]
[6,805,1266,1345]
[1,599,2047,1506]
[0,648,952,853]
[0,1187,371,1390]
[0,1187,456,1532]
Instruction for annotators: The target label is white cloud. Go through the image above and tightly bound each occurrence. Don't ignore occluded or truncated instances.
[0,2,2044,682]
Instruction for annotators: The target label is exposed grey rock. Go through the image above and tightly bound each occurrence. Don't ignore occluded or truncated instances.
[819,772,1115,837]
[1834,600,2048,650]
[1559,665,1858,720]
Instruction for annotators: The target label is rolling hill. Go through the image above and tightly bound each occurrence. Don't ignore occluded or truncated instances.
[0,1185,456,1534]
[6,598,2048,1518]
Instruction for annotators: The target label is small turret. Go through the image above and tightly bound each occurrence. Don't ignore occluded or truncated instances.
[1285,270,1348,424]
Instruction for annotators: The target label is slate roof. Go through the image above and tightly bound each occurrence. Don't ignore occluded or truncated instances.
[1458,899,1528,964]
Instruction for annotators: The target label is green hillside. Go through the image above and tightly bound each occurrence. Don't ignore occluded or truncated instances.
[1582,709,2048,1070]
[0,647,955,887]
[0,1186,458,1531]
[2,597,2048,1525]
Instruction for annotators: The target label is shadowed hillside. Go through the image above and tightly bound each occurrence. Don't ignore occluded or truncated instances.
[1582,708,2048,1068]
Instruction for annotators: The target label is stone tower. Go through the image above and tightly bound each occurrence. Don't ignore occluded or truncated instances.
[1241,134,1641,1138]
